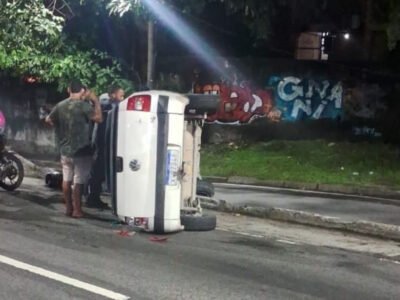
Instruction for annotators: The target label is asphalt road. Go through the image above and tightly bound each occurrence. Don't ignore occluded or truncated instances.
[0,178,399,300]
[215,186,400,226]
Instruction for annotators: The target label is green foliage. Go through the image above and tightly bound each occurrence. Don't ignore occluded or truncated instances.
[107,0,205,18]
[0,0,64,52]
[107,0,147,17]
[0,0,134,93]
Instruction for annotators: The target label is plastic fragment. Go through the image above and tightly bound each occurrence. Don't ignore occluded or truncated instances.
[149,236,168,243]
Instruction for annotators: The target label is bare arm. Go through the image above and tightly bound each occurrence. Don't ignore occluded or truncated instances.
[45,115,54,126]
[45,105,58,126]
[91,98,103,124]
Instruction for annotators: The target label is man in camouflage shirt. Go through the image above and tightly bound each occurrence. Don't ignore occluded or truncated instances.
[46,80,102,218]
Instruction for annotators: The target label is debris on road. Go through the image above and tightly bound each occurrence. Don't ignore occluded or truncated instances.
[114,230,136,237]
[149,236,168,243]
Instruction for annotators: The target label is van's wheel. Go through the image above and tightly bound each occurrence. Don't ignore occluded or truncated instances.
[196,179,215,197]
[185,94,219,115]
[181,214,216,231]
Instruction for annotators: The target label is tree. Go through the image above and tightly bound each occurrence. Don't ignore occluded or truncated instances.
[107,0,206,89]
[0,0,133,93]
[108,0,152,88]
[0,0,64,52]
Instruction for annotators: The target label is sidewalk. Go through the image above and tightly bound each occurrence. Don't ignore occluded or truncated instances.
[203,184,400,241]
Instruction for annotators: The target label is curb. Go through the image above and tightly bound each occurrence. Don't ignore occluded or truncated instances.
[204,176,400,202]
[201,199,400,242]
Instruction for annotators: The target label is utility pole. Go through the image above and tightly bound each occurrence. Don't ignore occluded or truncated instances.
[147,20,154,89]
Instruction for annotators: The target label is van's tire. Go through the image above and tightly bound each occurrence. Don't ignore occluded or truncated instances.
[185,94,219,115]
[196,179,215,197]
[181,214,217,231]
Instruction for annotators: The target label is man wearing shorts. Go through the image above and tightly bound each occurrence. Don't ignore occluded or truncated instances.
[46,80,102,217]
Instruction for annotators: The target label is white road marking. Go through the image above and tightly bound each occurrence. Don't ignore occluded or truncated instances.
[0,254,130,300]
[218,228,299,245]
[0,204,21,212]
[217,228,264,239]
[236,232,264,238]
[386,252,400,258]
[379,258,400,265]
[277,239,297,245]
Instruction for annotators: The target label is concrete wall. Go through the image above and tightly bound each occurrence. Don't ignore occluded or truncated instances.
[0,80,59,159]
[157,57,391,144]
[0,56,395,156]
[202,119,354,145]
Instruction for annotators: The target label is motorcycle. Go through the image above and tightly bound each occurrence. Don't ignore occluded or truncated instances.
[0,110,24,191]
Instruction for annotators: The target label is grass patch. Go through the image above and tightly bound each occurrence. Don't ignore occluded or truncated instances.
[201,140,400,188]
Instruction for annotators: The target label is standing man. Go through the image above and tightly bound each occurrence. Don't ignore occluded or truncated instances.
[46,80,102,218]
[86,85,125,208]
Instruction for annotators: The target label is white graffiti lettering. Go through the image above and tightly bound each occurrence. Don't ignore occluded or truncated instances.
[291,99,312,119]
[328,83,343,109]
[276,76,343,120]
[312,100,328,119]
[306,80,330,99]
[243,102,250,112]
[278,77,304,102]
[251,94,263,112]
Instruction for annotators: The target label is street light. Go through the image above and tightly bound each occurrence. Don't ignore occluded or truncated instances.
[344,33,351,40]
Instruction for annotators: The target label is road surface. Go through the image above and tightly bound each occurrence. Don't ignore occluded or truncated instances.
[0,178,399,300]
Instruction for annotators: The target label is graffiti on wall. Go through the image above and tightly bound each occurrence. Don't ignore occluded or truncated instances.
[352,126,382,138]
[197,77,344,124]
[267,76,343,122]
[200,82,275,124]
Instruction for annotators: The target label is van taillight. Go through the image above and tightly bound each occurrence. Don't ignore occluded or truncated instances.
[127,95,151,112]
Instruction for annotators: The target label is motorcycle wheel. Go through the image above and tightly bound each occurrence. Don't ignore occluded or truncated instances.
[0,152,24,191]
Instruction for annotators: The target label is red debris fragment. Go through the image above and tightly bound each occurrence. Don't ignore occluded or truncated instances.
[149,236,168,243]
[114,230,135,237]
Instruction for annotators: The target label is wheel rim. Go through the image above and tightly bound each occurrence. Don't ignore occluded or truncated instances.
[2,160,21,186]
